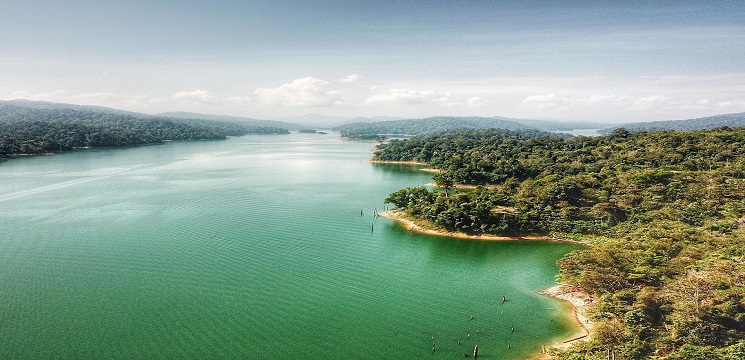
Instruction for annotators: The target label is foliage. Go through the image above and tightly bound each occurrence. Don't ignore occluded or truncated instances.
[599,113,745,134]
[379,127,745,359]
[333,116,538,139]
[0,101,289,157]
[154,111,301,130]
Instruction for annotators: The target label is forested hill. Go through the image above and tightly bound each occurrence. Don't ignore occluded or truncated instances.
[3,99,148,117]
[510,118,610,131]
[333,116,535,139]
[599,112,745,133]
[0,101,289,157]
[334,116,609,139]
[378,127,745,359]
[156,111,303,130]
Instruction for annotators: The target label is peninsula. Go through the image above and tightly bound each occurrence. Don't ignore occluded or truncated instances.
[377,127,745,359]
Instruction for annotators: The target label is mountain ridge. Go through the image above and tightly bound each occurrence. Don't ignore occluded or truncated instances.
[599,112,745,133]
[156,111,303,130]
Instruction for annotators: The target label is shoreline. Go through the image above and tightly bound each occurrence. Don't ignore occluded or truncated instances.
[424,182,496,189]
[380,210,547,241]
[368,159,427,165]
[379,210,588,245]
[380,209,594,359]
[368,160,442,173]
[533,284,594,358]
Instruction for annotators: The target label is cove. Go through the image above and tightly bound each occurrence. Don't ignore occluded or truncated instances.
[0,133,582,359]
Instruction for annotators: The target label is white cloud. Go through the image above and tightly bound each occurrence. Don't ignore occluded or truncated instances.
[466,97,489,107]
[585,95,626,105]
[70,92,128,105]
[30,90,70,101]
[631,95,671,110]
[715,99,745,108]
[340,74,362,83]
[129,95,165,106]
[254,77,343,106]
[365,88,459,106]
[563,95,628,110]
[9,90,29,98]
[227,96,252,103]
[678,98,712,110]
[76,91,119,99]
[172,89,221,105]
[522,93,568,109]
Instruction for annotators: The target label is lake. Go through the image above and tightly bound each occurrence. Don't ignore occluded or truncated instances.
[0,133,581,359]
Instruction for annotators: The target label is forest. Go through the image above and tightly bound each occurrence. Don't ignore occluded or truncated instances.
[377,127,745,359]
[334,116,535,139]
[599,112,745,134]
[0,102,289,157]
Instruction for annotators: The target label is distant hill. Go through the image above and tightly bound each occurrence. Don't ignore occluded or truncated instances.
[599,112,745,134]
[334,115,609,139]
[502,117,610,131]
[271,114,349,128]
[338,116,404,126]
[156,111,302,130]
[333,116,536,139]
[3,99,148,118]
[0,100,289,157]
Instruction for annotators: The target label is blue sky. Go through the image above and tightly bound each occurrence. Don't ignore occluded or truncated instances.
[1,0,744,122]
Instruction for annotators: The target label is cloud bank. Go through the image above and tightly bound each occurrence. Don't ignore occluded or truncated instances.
[3,73,745,121]
[173,89,221,105]
[254,77,343,107]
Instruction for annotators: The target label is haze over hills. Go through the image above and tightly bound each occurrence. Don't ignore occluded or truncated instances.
[333,116,536,139]
[2,99,149,118]
[332,116,616,139]
[338,116,405,126]
[598,112,745,133]
[0,101,279,132]
[0,100,289,157]
[4,100,745,140]
[270,114,350,128]
[156,111,303,130]
[503,117,612,131]
[2,101,302,131]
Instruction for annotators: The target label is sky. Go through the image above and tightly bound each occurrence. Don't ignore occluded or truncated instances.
[1,0,744,122]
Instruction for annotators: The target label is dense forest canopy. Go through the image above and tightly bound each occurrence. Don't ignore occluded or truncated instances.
[378,127,745,359]
[334,116,612,140]
[155,111,304,130]
[333,116,535,139]
[599,112,745,134]
[0,101,289,157]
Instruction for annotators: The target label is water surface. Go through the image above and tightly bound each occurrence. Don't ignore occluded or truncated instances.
[0,133,580,359]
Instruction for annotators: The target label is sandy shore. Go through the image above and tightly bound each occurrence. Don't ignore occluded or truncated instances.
[380,209,594,359]
[367,160,442,173]
[368,160,427,165]
[537,284,593,356]
[521,285,594,360]
[380,210,588,245]
[419,168,442,173]
[380,210,551,241]
[424,182,496,189]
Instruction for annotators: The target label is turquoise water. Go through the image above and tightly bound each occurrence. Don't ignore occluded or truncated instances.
[0,133,580,359]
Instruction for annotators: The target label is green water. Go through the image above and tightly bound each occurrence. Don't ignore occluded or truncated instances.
[0,133,581,359]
